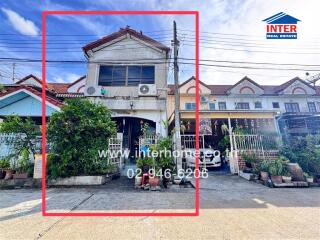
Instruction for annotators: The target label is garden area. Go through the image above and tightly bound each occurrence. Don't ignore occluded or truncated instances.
[239,135,320,187]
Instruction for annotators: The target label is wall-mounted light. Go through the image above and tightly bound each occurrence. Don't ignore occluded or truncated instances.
[130,101,134,110]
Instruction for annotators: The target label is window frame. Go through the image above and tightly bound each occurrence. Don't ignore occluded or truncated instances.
[208,102,215,110]
[307,102,317,113]
[272,102,280,108]
[235,102,250,110]
[98,65,155,87]
[218,102,227,110]
[185,102,196,110]
[285,102,300,113]
[254,101,262,109]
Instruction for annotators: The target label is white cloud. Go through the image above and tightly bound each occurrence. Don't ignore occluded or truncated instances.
[53,73,82,83]
[1,8,39,36]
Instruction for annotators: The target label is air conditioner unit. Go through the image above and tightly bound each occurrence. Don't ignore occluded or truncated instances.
[138,84,157,96]
[85,86,107,97]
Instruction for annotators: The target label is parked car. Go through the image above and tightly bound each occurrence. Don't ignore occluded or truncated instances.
[184,148,221,168]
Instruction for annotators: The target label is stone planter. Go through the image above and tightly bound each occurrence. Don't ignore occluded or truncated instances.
[49,176,106,186]
[282,176,292,183]
[306,177,314,183]
[13,173,28,179]
[287,163,304,181]
[260,171,269,181]
[271,175,283,184]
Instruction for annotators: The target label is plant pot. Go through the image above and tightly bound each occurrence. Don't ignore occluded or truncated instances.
[13,173,28,179]
[260,171,269,181]
[4,169,14,180]
[149,176,160,187]
[271,175,283,184]
[135,176,142,187]
[173,177,182,185]
[282,176,292,183]
[0,169,6,179]
[306,177,314,183]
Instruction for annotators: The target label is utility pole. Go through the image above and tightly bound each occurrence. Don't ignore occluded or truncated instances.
[12,63,16,83]
[172,21,183,171]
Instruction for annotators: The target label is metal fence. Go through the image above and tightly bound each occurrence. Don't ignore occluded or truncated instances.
[230,133,281,171]
[180,134,205,149]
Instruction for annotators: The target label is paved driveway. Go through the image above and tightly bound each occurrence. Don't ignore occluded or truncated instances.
[0,173,319,239]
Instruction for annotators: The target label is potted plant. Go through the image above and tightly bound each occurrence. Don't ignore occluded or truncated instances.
[304,172,314,183]
[0,158,10,179]
[242,152,257,170]
[268,158,284,184]
[136,157,154,187]
[13,148,30,179]
[282,168,292,183]
[135,174,142,187]
[149,171,160,189]
[259,160,270,181]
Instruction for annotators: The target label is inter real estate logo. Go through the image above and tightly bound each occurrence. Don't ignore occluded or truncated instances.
[263,12,300,39]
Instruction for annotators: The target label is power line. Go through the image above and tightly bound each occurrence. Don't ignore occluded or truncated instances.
[1,57,320,68]
[0,57,319,72]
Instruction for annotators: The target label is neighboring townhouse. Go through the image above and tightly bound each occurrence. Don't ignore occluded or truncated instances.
[0,74,85,124]
[167,76,320,149]
[82,27,171,154]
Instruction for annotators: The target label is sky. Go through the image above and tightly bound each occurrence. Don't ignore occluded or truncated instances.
[0,0,319,86]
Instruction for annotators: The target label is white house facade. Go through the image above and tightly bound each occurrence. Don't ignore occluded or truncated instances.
[82,27,171,153]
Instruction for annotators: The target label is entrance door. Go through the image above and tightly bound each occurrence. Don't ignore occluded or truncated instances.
[113,117,156,162]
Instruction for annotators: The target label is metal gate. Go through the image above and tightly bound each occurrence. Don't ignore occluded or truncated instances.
[108,137,124,169]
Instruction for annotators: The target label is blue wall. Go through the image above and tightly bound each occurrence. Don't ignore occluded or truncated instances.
[0,95,57,117]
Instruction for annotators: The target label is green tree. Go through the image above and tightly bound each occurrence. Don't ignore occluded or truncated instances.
[47,99,117,179]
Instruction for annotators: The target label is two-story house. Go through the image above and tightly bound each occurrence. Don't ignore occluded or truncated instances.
[167,76,320,149]
[82,27,171,154]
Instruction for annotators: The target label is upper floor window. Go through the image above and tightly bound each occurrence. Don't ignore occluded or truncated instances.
[98,65,155,86]
[235,102,250,110]
[285,103,300,113]
[254,101,262,109]
[185,103,196,110]
[208,103,215,110]
[308,102,317,113]
[272,102,280,108]
[218,102,227,110]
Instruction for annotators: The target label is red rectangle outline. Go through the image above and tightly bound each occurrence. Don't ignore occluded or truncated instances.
[42,10,199,217]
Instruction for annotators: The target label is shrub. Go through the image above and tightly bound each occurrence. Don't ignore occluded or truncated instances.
[281,135,320,176]
[47,99,117,179]
[0,158,10,169]
[268,158,286,176]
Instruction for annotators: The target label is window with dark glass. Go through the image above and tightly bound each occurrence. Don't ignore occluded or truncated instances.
[185,103,196,110]
[308,102,317,112]
[98,66,113,86]
[235,102,250,110]
[112,66,126,86]
[218,102,227,110]
[141,66,155,84]
[285,103,300,113]
[272,102,280,108]
[98,65,155,86]
[254,101,262,109]
[209,103,215,110]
